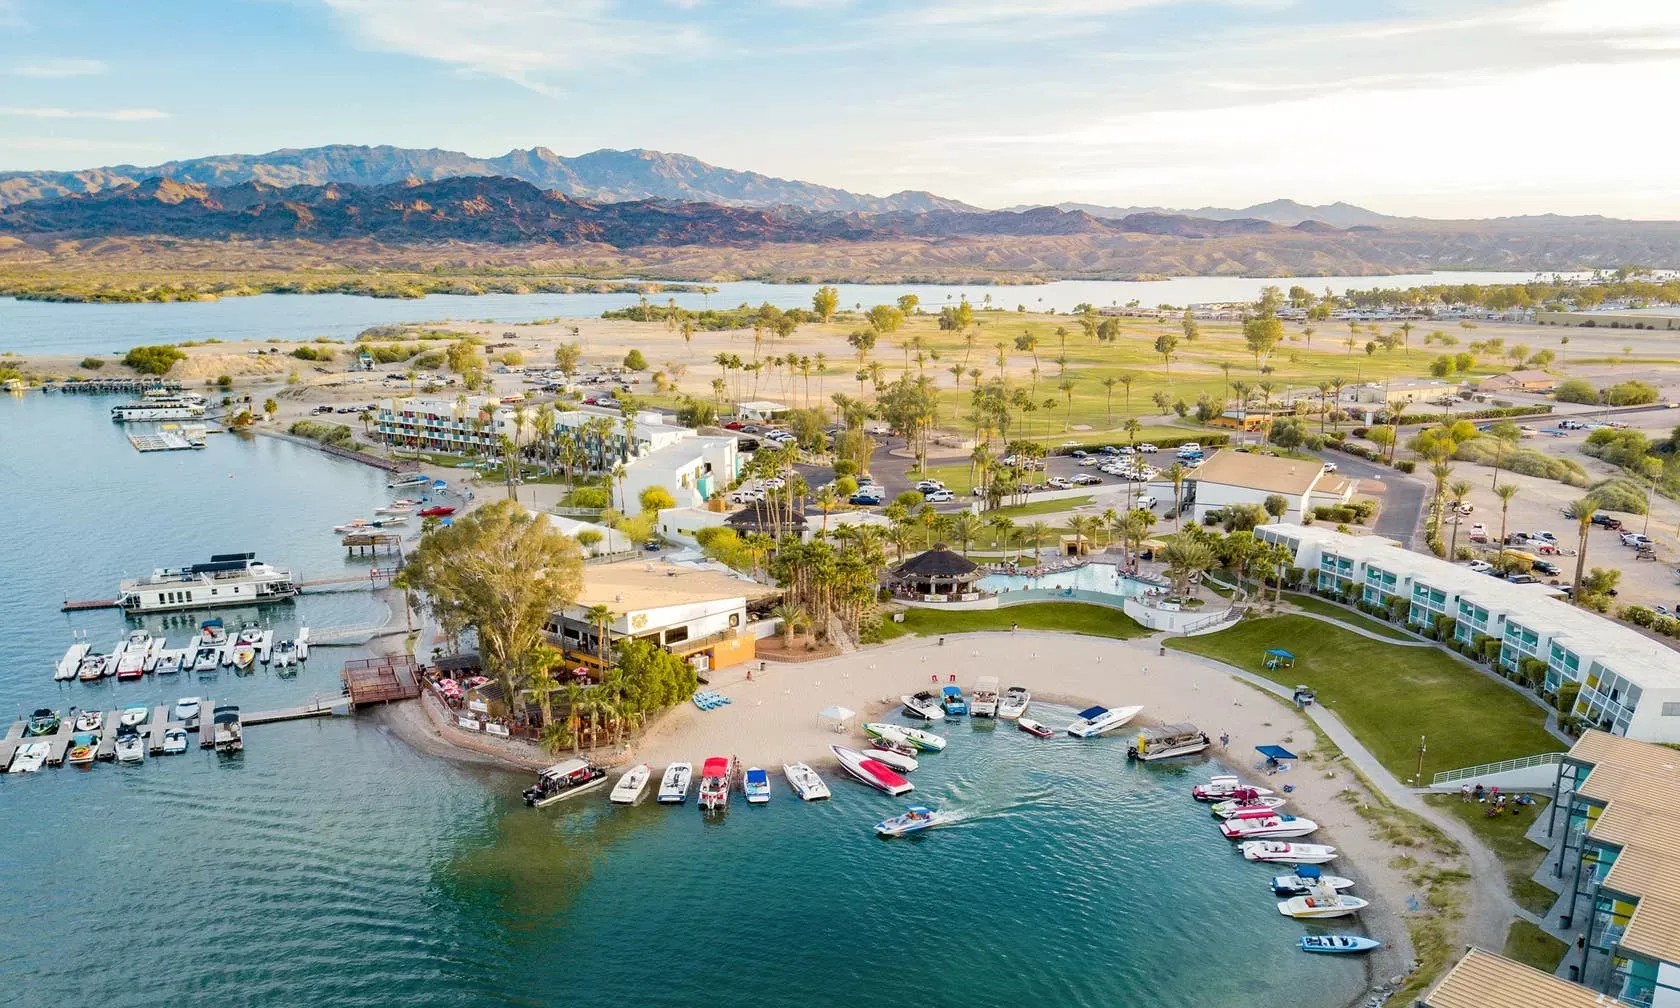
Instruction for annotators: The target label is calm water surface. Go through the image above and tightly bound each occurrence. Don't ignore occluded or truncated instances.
[0,393,1366,1007]
[0,270,1566,356]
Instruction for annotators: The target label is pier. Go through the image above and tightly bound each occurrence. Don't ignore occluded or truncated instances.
[342,533,403,556]
[3,696,350,770]
[42,378,183,395]
[341,655,421,706]
[128,431,204,452]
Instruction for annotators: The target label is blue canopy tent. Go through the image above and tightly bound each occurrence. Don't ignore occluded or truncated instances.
[1264,648,1295,670]
[1256,745,1297,761]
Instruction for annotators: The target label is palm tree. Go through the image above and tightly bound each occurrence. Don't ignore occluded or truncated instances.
[1163,463,1189,522]
[561,682,585,754]
[1162,537,1216,599]
[1117,372,1136,416]
[1057,377,1076,429]
[1447,479,1473,557]
[1067,515,1102,555]
[539,721,570,755]
[1385,400,1408,464]
[1123,418,1143,448]
[1100,376,1119,426]
[771,603,808,647]
[611,463,628,513]
[948,511,986,556]
[1315,381,1332,433]
[988,514,1016,562]
[1024,521,1052,564]
[1494,483,1519,545]
[814,487,842,535]
[583,604,616,669]
[1565,495,1600,601]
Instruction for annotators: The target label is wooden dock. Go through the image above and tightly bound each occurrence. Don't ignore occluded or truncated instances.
[60,598,122,612]
[96,710,120,761]
[0,719,25,769]
[341,655,421,706]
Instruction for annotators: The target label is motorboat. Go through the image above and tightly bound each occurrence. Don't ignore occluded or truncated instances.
[231,644,256,669]
[1221,803,1294,823]
[610,763,652,805]
[1128,722,1210,761]
[418,505,456,517]
[1195,775,1268,801]
[900,692,945,721]
[698,756,734,811]
[657,762,693,804]
[940,685,968,716]
[831,745,913,796]
[334,519,373,534]
[236,624,264,645]
[997,685,1030,720]
[212,705,243,752]
[272,639,298,667]
[388,473,431,488]
[867,734,918,759]
[67,732,98,765]
[1241,842,1338,865]
[115,725,145,763]
[25,708,61,737]
[863,744,919,774]
[8,742,49,773]
[970,676,999,717]
[1212,795,1290,819]
[192,644,221,673]
[1222,815,1321,840]
[783,763,831,801]
[162,728,189,755]
[389,498,423,508]
[1299,935,1382,954]
[1273,866,1355,897]
[875,805,948,838]
[522,758,608,807]
[1279,892,1370,919]
[1197,781,1275,804]
[862,723,946,752]
[1017,717,1054,738]
[743,767,771,804]
[55,641,91,681]
[114,630,154,680]
[371,514,409,528]
[77,653,112,681]
[375,503,412,516]
[153,650,183,675]
[74,710,104,733]
[172,697,202,722]
[119,705,149,728]
[199,618,228,645]
[1065,704,1143,738]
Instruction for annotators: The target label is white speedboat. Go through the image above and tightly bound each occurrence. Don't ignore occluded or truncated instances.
[388,473,431,489]
[863,745,918,774]
[115,726,145,763]
[374,503,412,516]
[783,763,831,801]
[119,705,149,728]
[76,652,112,681]
[192,645,221,673]
[970,675,1000,717]
[1279,893,1370,920]
[1242,842,1338,865]
[862,723,947,752]
[875,805,948,838]
[831,745,913,796]
[172,697,202,722]
[271,640,298,668]
[1066,704,1144,738]
[8,742,50,773]
[1193,776,1273,801]
[1273,871,1355,896]
[997,685,1030,720]
[1211,796,1290,818]
[900,691,946,721]
[153,650,183,675]
[162,728,189,755]
[1221,815,1320,840]
[74,710,104,733]
[657,762,693,804]
[231,644,255,669]
[743,767,771,804]
[610,763,651,805]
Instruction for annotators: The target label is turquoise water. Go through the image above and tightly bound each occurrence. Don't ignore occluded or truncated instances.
[979,561,1150,598]
[1,269,1564,355]
[0,393,1367,1007]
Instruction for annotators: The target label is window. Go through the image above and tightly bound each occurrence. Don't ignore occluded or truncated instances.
[1663,702,1680,717]
[664,625,689,645]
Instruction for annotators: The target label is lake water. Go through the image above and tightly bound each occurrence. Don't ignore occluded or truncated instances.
[0,392,1367,1007]
[1,269,1564,356]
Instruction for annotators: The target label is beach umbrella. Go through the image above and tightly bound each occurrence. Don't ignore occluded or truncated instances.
[817,705,856,732]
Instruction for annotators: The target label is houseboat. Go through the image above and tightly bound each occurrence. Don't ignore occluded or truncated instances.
[110,392,208,423]
[118,553,298,613]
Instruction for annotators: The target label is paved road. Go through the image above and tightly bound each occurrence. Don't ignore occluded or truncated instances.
[1311,450,1428,547]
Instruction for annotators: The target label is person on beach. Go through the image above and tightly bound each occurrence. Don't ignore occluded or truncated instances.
[1219,732,1230,748]
[1474,783,1486,802]
[1461,783,1473,802]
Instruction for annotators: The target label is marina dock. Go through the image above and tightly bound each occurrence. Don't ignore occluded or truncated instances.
[5,697,349,771]
[61,567,400,612]
[128,431,201,452]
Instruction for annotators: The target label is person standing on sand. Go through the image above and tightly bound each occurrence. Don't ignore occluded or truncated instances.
[1219,732,1230,748]
[1461,783,1473,802]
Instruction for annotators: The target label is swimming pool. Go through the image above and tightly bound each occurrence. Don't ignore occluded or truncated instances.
[978,562,1152,598]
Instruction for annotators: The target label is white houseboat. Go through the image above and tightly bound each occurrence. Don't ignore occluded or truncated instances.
[118,553,298,613]
[110,392,209,423]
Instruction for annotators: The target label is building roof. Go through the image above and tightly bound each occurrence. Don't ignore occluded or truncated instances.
[735,400,790,411]
[1483,369,1557,385]
[892,547,980,578]
[723,508,807,532]
[1192,450,1323,496]
[1422,948,1611,1008]
[571,559,772,613]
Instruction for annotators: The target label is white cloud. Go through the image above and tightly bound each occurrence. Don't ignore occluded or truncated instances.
[0,107,170,121]
[11,58,107,78]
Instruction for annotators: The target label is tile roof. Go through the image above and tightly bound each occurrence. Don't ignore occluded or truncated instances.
[1191,449,1324,495]
[1422,948,1615,1008]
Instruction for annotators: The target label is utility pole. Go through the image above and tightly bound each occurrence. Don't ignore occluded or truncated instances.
[1416,734,1428,784]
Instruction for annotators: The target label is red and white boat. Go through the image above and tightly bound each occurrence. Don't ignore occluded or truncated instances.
[831,745,913,796]
[1241,841,1338,865]
[699,756,736,811]
[1192,775,1274,802]
[418,505,456,517]
[1017,717,1055,738]
[1221,815,1320,840]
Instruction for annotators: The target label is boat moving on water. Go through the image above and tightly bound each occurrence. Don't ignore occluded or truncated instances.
[783,763,831,801]
[1240,842,1338,864]
[523,759,608,807]
[657,762,693,804]
[831,745,913,796]
[610,764,651,805]
[997,685,1030,720]
[1299,935,1381,954]
[1066,704,1143,738]
[875,805,948,838]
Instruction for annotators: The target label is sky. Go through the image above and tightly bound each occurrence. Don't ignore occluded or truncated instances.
[1,0,1678,217]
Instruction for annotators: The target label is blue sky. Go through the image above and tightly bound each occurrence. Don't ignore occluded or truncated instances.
[2,0,1678,216]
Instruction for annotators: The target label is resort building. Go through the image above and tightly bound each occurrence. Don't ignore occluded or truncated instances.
[621,435,742,510]
[888,547,983,601]
[1257,523,1680,742]
[733,400,791,422]
[1353,378,1462,406]
[543,559,778,674]
[1543,730,1680,1005]
[1477,370,1560,394]
[1421,948,1610,1008]
[1189,450,1354,525]
[542,513,632,557]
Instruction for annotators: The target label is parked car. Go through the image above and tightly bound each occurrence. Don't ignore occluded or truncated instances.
[1078,457,1099,467]
[1137,443,1159,453]
[849,491,883,506]
[1590,513,1625,531]
[923,489,954,503]
[1321,462,1338,473]
[1466,560,1493,573]
[1072,473,1102,485]
[1469,523,1488,542]
[1099,445,1121,456]
[1070,449,1088,458]
[1135,494,1158,509]
[1532,531,1557,543]
[1532,560,1560,577]
[1506,573,1540,584]
[723,421,744,430]
[1046,477,1072,489]
[1622,532,1653,548]
[915,479,945,492]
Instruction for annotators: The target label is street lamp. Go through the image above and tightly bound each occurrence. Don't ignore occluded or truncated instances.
[1417,734,1428,783]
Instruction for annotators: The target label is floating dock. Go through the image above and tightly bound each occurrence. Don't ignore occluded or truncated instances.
[3,698,347,771]
[128,431,195,452]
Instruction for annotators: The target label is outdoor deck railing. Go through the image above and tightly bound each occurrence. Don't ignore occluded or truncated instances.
[1429,752,1565,788]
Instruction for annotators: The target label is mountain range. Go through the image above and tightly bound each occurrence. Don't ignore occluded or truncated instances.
[1010,199,1400,228]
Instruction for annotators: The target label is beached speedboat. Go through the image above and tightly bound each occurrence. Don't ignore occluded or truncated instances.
[1272,866,1354,896]
[900,692,945,721]
[1195,779,1273,802]
[970,676,999,717]
[864,744,919,774]
[940,685,968,716]
[831,745,913,796]
[875,805,947,838]
[1222,815,1321,840]
[743,767,771,804]
[74,710,104,733]
[1299,935,1381,954]
[997,685,1031,720]
[333,519,372,534]
[698,756,734,811]
[783,763,831,801]
[522,759,608,807]
[162,728,189,755]
[1017,717,1054,738]
[1065,704,1143,738]
[1221,803,1293,824]
[610,763,651,805]
[657,762,693,804]
[119,705,149,728]
[863,723,946,752]
[8,742,50,773]
[388,473,431,489]
[371,514,409,528]
[172,697,201,722]
[1128,723,1210,761]
[115,725,145,763]
[418,505,455,517]
[867,733,918,759]
[374,503,412,516]
[1212,795,1290,819]
[25,708,61,737]
[67,732,98,765]
[1241,841,1338,865]
[1278,892,1370,920]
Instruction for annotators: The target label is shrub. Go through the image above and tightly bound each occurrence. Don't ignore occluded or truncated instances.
[286,420,355,447]
[412,352,443,370]
[1555,681,1581,715]
[1587,477,1648,515]
[1394,459,1416,474]
[498,350,524,367]
[1654,616,1679,637]
[1350,426,1371,439]
[123,344,187,375]
[1604,379,1659,406]
[564,486,610,509]
[216,374,233,388]
[1555,378,1600,404]
[79,356,105,370]
[290,345,335,362]
[1621,605,1657,627]
[623,349,648,371]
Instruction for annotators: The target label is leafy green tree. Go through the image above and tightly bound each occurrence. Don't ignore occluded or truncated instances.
[1555,378,1600,404]
[638,485,676,514]
[812,286,840,323]
[623,349,648,371]
[1263,495,1289,523]
[123,345,186,374]
[865,304,905,335]
[896,293,919,316]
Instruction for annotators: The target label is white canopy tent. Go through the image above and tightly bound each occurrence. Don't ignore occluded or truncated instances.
[817,705,856,733]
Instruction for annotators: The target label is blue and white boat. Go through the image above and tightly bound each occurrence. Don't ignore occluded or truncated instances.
[1298,935,1381,954]
[743,767,771,804]
[875,805,946,838]
[1065,704,1143,738]
[940,685,967,716]
[1272,865,1355,897]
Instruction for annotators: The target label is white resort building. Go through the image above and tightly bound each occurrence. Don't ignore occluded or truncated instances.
[1257,523,1680,743]
[1189,450,1355,525]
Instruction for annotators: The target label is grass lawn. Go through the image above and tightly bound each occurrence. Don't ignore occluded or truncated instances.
[1167,615,1560,783]
[1425,794,1559,915]
[989,495,1096,520]
[897,602,1148,640]
[923,463,977,494]
[1283,592,1418,642]
[1503,920,1568,973]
